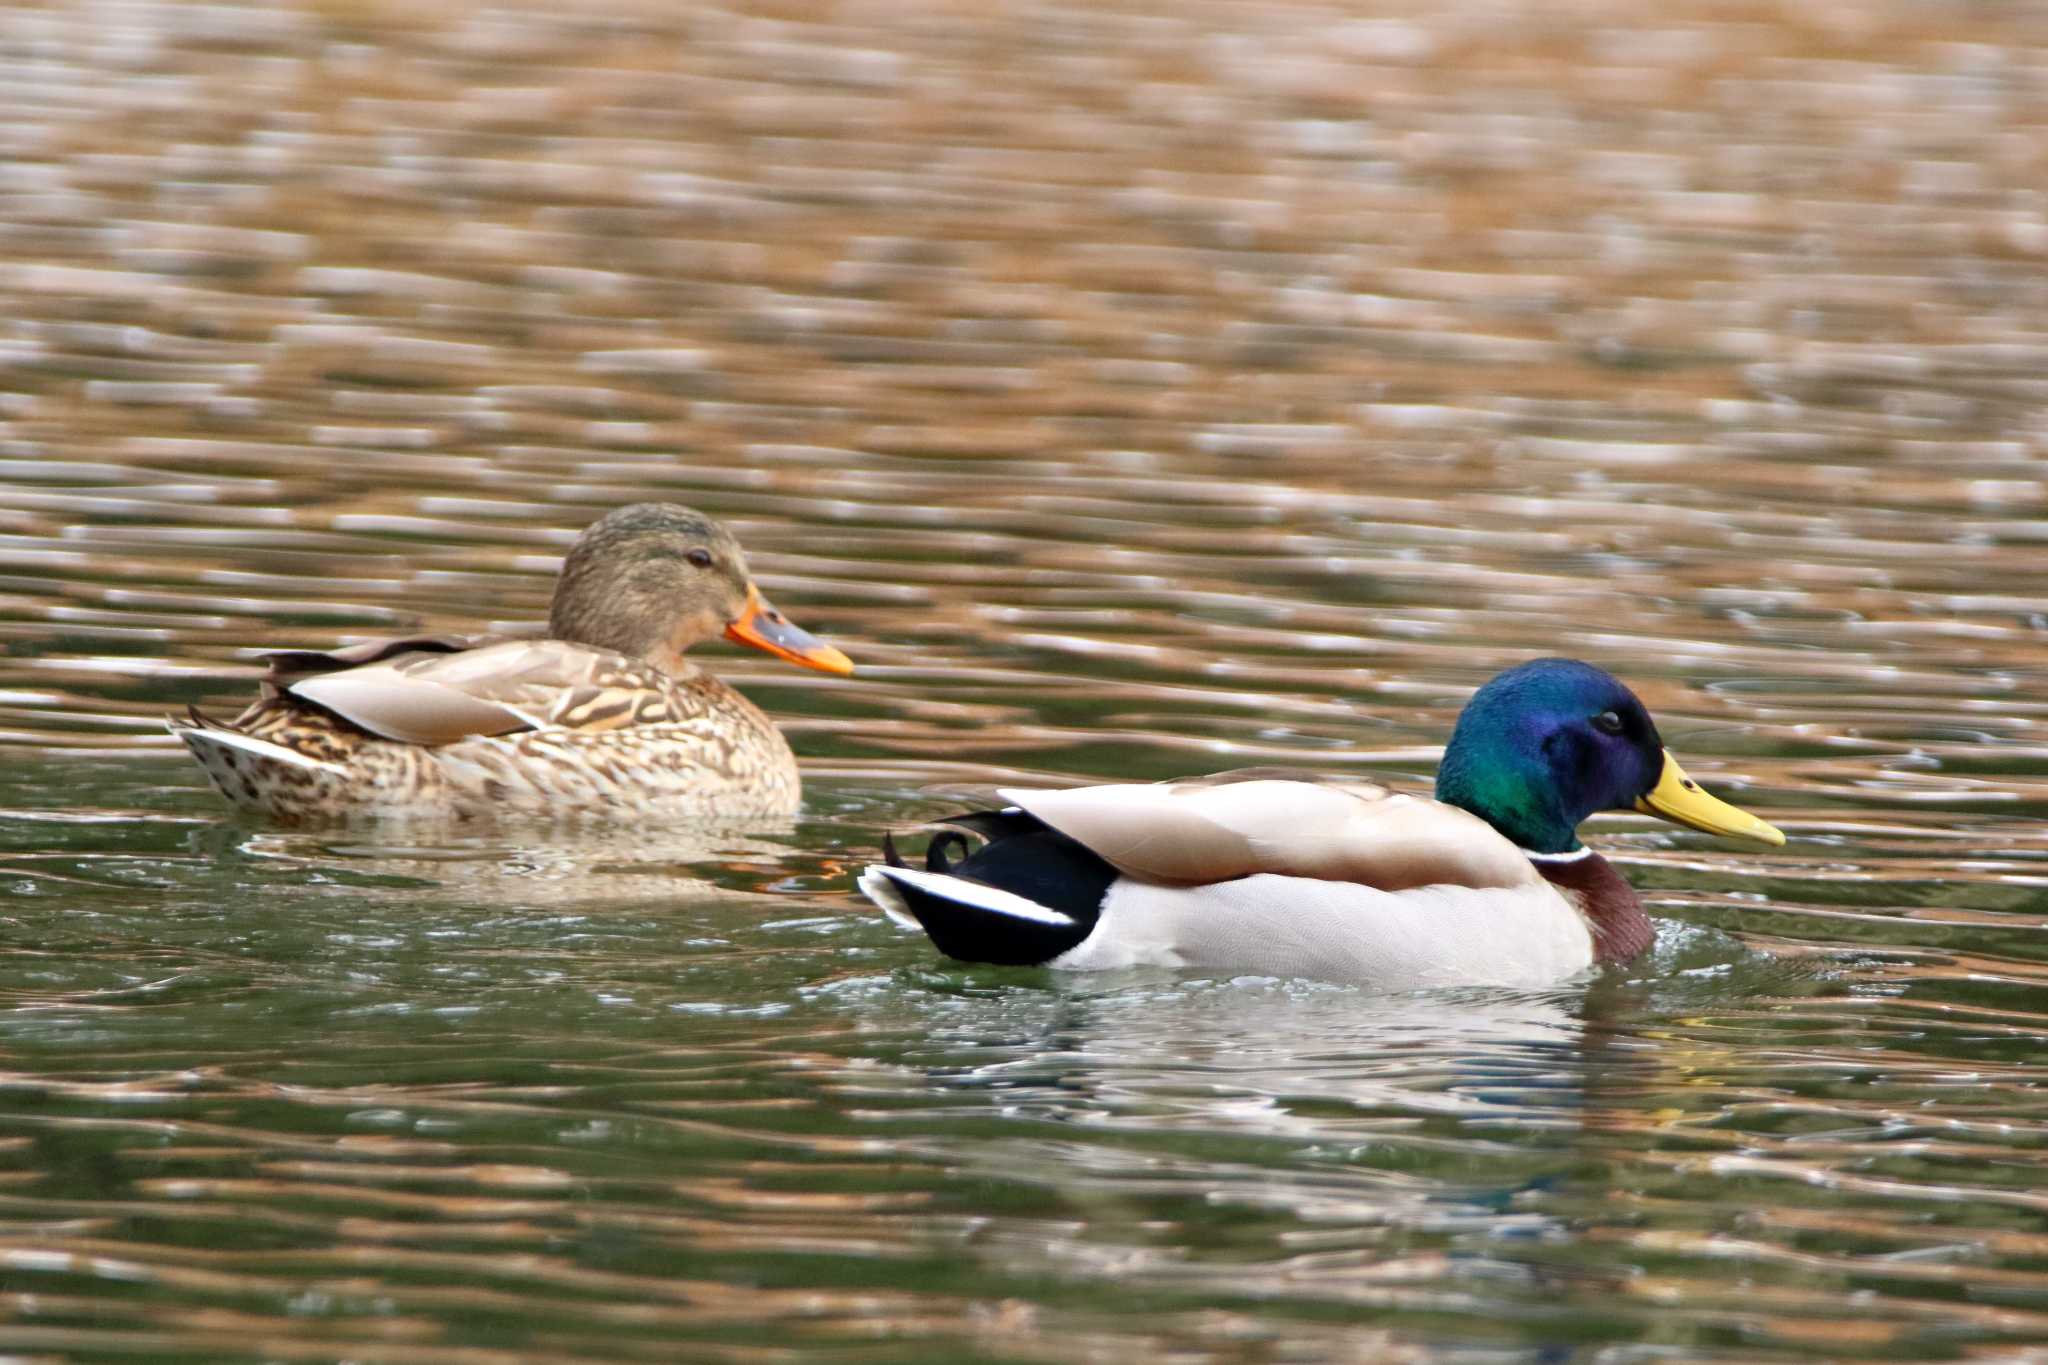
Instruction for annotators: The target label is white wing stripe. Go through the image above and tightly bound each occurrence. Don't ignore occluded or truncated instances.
[861,865,1079,928]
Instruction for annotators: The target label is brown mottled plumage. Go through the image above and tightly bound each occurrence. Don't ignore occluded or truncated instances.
[169,503,853,824]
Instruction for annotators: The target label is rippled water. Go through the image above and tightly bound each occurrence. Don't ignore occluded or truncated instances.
[4,0,2048,1358]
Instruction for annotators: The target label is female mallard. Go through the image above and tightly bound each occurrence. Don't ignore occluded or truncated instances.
[859,659,1782,987]
[171,502,852,823]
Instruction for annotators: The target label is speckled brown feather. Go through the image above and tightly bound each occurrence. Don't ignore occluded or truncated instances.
[173,644,800,824]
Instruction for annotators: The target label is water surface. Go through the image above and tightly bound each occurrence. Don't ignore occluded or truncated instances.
[4,0,2048,1358]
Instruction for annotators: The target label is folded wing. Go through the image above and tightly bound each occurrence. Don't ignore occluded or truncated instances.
[282,639,647,745]
[997,779,1540,892]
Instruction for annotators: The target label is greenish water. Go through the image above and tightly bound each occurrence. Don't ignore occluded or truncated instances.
[7,0,2048,1356]
[7,753,2047,1359]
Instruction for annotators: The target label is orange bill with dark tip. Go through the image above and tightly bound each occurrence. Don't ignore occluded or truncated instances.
[724,585,854,675]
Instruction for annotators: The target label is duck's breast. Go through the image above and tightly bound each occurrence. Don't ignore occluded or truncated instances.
[1053,875,1595,989]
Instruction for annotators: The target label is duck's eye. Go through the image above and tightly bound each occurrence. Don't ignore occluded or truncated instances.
[685,548,714,569]
[1592,710,1625,736]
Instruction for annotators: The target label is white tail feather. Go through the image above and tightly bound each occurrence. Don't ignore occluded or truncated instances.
[858,864,1078,929]
[856,867,919,929]
[169,720,345,774]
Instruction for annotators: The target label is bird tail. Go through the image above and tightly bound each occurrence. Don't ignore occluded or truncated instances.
[168,706,349,815]
[168,708,343,775]
[856,863,1088,966]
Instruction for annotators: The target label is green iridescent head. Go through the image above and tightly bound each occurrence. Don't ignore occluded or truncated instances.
[1434,658,1783,854]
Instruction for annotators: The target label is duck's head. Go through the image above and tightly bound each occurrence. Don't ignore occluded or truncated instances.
[548,503,853,676]
[1434,658,1782,855]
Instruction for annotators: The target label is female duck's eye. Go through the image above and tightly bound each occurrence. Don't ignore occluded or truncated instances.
[685,548,714,569]
[1592,710,1624,736]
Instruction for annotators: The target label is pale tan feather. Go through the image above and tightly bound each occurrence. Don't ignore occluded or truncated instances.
[996,779,1542,892]
[284,640,668,744]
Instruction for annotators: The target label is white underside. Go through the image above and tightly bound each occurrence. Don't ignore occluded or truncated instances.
[1049,875,1593,989]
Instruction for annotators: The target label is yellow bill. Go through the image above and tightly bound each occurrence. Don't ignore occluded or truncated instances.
[1634,750,1785,847]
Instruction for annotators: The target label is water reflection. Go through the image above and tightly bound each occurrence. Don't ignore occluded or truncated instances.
[229,818,812,906]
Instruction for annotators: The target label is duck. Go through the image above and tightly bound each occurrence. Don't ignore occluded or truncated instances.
[858,658,1783,988]
[170,502,853,824]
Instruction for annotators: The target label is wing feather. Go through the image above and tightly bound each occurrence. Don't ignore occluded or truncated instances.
[285,640,659,745]
[997,779,1539,892]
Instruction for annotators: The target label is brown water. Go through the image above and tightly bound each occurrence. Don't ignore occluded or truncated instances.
[4,0,2048,1358]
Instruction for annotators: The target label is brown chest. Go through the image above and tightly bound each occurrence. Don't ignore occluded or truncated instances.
[1532,852,1654,964]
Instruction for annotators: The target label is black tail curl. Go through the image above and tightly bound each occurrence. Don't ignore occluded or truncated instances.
[879,828,975,874]
[925,830,971,873]
[868,808,1115,967]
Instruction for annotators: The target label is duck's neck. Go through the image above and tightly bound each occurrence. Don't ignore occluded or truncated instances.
[1526,848,1653,964]
[1437,767,1584,855]
[646,643,693,677]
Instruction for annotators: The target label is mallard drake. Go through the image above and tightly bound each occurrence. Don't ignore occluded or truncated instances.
[171,502,852,823]
[859,659,1782,987]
